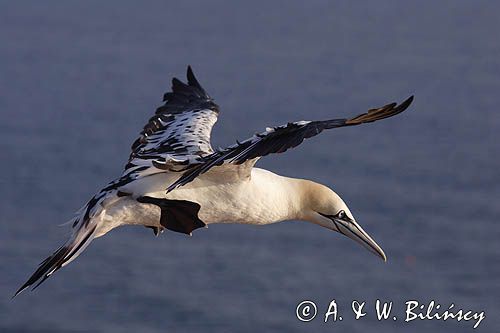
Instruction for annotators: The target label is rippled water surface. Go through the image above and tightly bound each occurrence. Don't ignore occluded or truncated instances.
[1,1,499,332]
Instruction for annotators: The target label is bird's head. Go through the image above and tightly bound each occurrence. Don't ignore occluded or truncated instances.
[301,182,387,261]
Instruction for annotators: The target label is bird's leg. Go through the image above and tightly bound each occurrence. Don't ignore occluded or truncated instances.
[144,226,164,236]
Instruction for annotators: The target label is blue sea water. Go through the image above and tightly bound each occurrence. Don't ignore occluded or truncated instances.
[1,1,499,332]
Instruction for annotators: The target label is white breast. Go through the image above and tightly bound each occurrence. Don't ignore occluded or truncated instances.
[94,168,304,237]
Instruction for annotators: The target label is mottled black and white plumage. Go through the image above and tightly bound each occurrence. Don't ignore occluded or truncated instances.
[166,96,413,192]
[15,66,414,297]
[127,66,219,174]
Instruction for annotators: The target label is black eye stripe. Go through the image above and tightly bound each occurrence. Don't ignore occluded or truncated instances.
[318,210,349,221]
[318,212,334,219]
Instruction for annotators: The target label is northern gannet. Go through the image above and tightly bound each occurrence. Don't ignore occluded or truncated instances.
[15,67,413,296]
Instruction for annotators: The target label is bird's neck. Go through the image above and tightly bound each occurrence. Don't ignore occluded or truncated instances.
[245,168,320,224]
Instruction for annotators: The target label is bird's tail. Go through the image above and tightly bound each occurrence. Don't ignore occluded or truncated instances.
[14,220,97,297]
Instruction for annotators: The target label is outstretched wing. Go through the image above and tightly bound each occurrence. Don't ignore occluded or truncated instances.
[166,96,414,192]
[125,66,219,175]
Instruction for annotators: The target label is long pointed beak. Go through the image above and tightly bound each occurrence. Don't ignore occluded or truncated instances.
[334,218,387,261]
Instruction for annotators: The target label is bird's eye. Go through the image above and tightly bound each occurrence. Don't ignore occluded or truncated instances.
[337,210,346,219]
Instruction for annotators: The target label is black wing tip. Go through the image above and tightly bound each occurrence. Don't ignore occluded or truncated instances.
[170,65,202,89]
[13,271,51,298]
[171,77,185,86]
[346,94,414,125]
[186,65,195,81]
[13,272,44,298]
[156,67,219,118]
[400,95,414,110]
[13,276,46,298]
[163,66,211,104]
[186,65,204,91]
[13,285,28,298]
[389,95,414,115]
[378,95,414,112]
[12,244,72,298]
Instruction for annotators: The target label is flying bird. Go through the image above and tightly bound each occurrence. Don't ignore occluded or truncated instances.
[15,67,413,296]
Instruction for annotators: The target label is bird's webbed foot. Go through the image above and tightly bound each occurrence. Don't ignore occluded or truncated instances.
[145,226,165,236]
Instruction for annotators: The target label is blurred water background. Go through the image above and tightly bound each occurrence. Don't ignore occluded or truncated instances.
[1,1,499,332]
